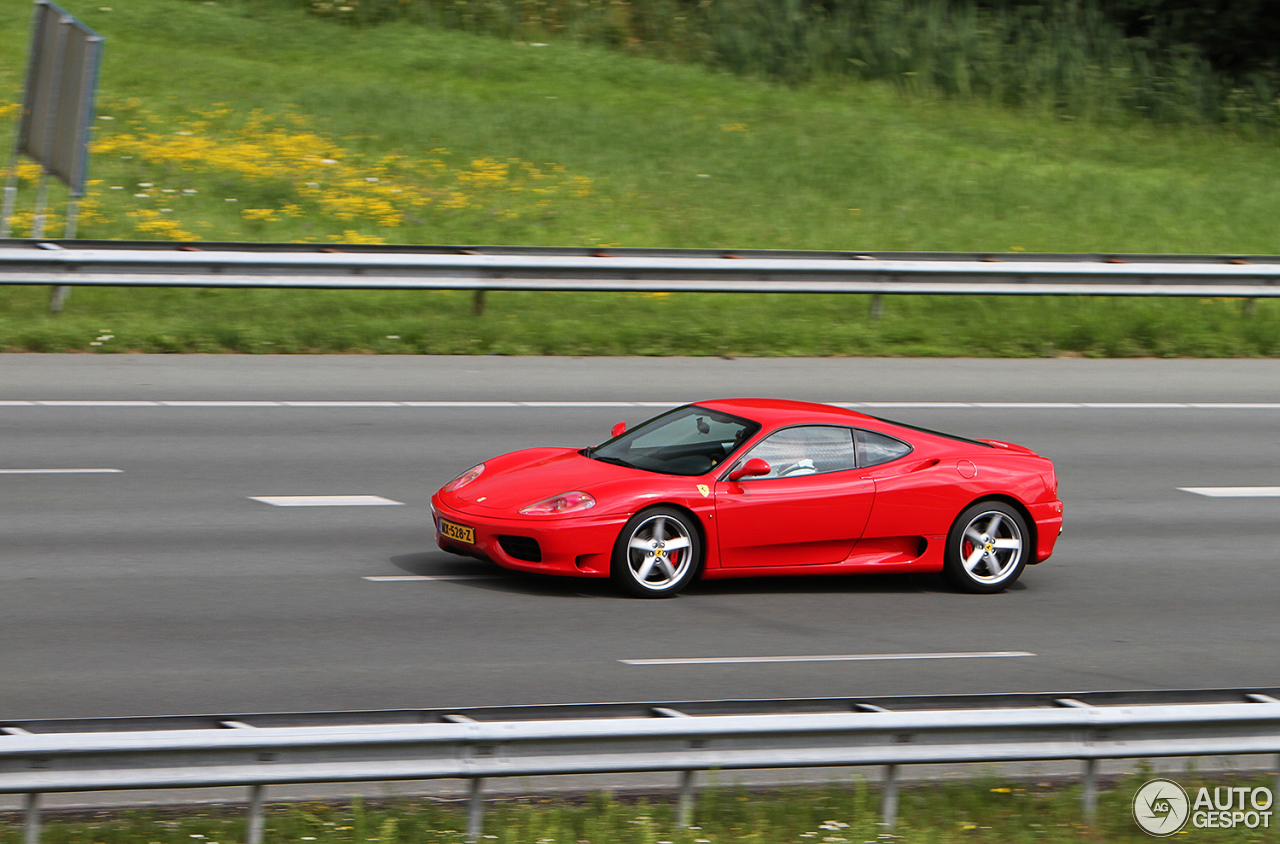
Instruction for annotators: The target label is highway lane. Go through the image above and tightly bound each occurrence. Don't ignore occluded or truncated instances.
[1,356,1279,722]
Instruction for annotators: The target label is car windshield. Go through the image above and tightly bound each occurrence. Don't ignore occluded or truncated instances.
[587,405,761,476]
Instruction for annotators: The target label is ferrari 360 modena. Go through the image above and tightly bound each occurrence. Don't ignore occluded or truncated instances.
[431,399,1063,597]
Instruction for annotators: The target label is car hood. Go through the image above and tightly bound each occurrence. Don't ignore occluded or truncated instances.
[449,447,636,511]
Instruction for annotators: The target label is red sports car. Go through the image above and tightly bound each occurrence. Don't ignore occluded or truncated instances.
[432,399,1062,597]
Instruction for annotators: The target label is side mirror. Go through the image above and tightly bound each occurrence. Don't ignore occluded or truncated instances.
[611,422,627,438]
[728,458,771,482]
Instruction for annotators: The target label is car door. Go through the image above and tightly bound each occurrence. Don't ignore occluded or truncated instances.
[714,425,875,568]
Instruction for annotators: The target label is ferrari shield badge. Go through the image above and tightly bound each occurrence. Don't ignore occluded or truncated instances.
[697,484,711,497]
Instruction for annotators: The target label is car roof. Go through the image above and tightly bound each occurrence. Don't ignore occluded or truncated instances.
[694,398,878,427]
[693,398,996,451]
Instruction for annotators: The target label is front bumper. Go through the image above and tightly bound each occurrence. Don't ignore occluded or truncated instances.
[430,495,623,577]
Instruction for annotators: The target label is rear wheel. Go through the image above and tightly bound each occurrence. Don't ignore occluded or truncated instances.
[943,501,1028,593]
[611,507,701,598]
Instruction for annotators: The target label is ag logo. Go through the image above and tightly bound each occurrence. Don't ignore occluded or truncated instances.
[1134,778,1190,837]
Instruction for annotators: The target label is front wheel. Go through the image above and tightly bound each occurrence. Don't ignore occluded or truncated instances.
[611,507,701,598]
[942,501,1029,593]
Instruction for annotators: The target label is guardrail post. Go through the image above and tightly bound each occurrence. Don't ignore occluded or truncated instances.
[472,290,486,316]
[466,778,485,842]
[24,793,41,844]
[880,764,899,829]
[246,785,266,844]
[677,770,697,827]
[0,180,16,237]
[1081,759,1098,824]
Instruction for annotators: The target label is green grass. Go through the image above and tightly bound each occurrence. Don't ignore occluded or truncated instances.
[2,0,1280,356]
[1,288,1277,357]
[2,775,1277,844]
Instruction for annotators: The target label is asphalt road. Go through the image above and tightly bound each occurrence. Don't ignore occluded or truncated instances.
[2,355,1279,722]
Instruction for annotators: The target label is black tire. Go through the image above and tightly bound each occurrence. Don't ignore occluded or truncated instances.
[611,506,702,598]
[942,500,1029,594]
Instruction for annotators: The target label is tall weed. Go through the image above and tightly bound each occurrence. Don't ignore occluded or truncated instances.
[299,0,1280,128]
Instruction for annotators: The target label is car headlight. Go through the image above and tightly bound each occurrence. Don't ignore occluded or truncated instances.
[519,491,596,515]
[442,463,485,492]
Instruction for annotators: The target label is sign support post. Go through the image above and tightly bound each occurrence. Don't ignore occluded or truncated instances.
[0,0,103,311]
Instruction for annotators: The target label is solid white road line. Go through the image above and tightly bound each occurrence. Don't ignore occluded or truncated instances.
[856,402,973,408]
[1179,487,1280,498]
[4,400,1280,409]
[363,575,502,581]
[521,401,640,407]
[400,401,520,407]
[250,495,405,506]
[972,407,1085,412]
[0,468,123,474]
[620,651,1035,666]
[161,401,281,407]
[35,400,159,406]
[280,401,403,407]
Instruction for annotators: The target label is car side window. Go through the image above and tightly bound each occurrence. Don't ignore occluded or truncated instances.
[739,426,857,479]
[858,429,912,467]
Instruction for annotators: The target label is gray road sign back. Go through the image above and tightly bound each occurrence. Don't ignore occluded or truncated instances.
[16,0,104,196]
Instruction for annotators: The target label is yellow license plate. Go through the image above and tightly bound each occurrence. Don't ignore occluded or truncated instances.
[439,518,475,544]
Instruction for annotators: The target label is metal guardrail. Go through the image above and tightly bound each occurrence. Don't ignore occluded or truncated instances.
[2,241,1280,315]
[7,687,1280,733]
[5,689,1280,842]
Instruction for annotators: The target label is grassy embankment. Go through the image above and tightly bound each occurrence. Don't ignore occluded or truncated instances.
[2,774,1278,844]
[1,0,1279,356]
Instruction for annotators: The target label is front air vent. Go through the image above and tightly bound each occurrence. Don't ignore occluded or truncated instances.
[498,535,542,562]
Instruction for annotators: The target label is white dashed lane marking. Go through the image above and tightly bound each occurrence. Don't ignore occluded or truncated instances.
[1179,487,1280,498]
[0,468,123,474]
[620,651,1036,666]
[250,495,405,507]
